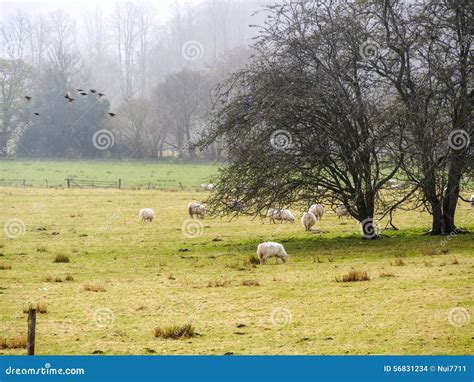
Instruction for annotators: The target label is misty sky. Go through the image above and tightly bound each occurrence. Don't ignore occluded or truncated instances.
[0,0,205,24]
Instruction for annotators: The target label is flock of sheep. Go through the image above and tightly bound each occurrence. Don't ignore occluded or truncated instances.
[137,182,357,265]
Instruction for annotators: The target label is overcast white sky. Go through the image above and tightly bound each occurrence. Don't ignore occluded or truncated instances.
[0,0,205,24]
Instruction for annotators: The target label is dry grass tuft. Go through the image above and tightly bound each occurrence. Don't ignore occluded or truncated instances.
[43,275,53,282]
[168,274,176,280]
[53,254,70,263]
[0,336,27,350]
[153,323,195,339]
[83,283,106,292]
[335,271,370,282]
[424,261,433,267]
[241,279,260,286]
[0,264,12,270]
[451,258,459,265]
[23,302,48,314]
[208,280,230,288]
[37,247,48,253]
[245,255,260,266]
[392,258,406,266]
[65,274,75,281]
[379,272,395,278]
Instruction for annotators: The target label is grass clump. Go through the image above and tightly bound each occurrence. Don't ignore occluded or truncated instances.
[153,323,195,339]
[379,272,395,278]
[53,254,70,263]
[392,258,406,266]
[245,255,260,266]
[336,271,370,283]
[241,279,260,286]
[83,283,106,292]
[208,280,230,288]
[0,264,12,270]
[0,336,27,349]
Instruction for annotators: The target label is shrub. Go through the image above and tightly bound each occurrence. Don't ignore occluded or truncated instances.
[335,271,370,282]
[153,323,195,339]
[54,254,70,263]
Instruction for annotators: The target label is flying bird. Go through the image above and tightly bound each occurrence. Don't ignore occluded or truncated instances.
[76,88,84,92]
[64,92,75,102]
[34,112,40,116]
[98,92,105,97]
[25,96,32,101]
[80,92,88,96]
[90,89,97,94]
[108,113,116,117]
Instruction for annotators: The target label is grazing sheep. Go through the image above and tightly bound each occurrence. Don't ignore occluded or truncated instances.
[188,202,206,219]
[335,205,350,218]
[200,183,215,191]
[257,242,288,264]
[471,194,474,208]
[301,211,317,231]
[309,203,324,220]
[139,208,155,222]
[267,208,295,224]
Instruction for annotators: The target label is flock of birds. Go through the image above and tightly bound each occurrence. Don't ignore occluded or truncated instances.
[24,88,117,117]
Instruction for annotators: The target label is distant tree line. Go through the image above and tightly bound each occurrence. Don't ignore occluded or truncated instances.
[0,1,261,160]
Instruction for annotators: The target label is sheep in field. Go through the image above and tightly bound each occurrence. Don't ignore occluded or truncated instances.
[139,208,155,222]
[257,242,288,264]
[335,205,350,218]
[200,183,215,191]
[309,203,324,220]
[301,211,317,231]
[267,208,295,224]
[188,202,206,219]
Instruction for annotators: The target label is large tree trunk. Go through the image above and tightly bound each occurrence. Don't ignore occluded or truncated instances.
[430,202,444,235]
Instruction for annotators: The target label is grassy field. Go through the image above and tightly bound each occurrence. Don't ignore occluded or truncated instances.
[0,160,218,189]
[0,184,472,355]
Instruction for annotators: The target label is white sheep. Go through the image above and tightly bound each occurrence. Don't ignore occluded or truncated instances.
[301,211,317,231]
[257,242,288,264]
[309,203,324,220]
[200,183,215,191]
[188,202,206,219]
[335,205,350,218]
[139,208,155,222]
[267,208,295,224]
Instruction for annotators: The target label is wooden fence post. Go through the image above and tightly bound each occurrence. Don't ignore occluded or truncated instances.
[66,178,70,188]
[44,179,48,188]
[23,179,26,188]
[118,179,121,189]
[27,308,36,355]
